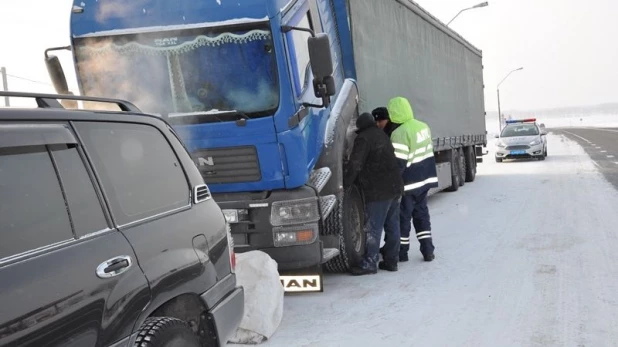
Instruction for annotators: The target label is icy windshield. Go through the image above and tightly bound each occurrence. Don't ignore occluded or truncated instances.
[73,25,279,119]
[501,124,539,137]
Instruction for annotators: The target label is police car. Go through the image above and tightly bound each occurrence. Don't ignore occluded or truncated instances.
[495,118,548,162]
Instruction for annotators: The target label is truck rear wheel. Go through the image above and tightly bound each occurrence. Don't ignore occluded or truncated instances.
[445,149,461,192]
[323,185,366,273]
[458,147,466,187]
[464,146,477,182]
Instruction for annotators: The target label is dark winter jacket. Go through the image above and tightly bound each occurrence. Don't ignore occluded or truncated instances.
[383,122,400,137]
[343,113,404,202]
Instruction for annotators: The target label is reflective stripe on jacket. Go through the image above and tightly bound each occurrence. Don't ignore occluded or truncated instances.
[387,97,439,194]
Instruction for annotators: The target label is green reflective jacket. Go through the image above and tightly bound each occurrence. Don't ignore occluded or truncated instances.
[387,97,438,193]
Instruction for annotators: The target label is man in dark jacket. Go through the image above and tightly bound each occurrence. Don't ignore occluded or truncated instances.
[343,113,404,275]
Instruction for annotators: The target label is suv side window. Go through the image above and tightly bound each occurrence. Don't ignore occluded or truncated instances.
[0,146,73,259]
[74,122,190,226]
[50,144,109,237]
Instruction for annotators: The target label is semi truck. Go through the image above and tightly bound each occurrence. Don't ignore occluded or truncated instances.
[45,0,486,292]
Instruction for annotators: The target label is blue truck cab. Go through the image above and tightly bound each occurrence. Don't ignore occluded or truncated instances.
[46,0,366,291]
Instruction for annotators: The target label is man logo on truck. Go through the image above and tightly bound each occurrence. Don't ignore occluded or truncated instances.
[197,156,215,166]
[280,275,322,292]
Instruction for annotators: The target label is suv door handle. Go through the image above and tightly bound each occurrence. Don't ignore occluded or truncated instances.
[96,255,133,279]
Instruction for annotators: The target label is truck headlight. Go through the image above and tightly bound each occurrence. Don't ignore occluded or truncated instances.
[529,138,541,145]
[270,197,320,226]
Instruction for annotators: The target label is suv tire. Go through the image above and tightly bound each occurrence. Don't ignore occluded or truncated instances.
[135,317,202,347]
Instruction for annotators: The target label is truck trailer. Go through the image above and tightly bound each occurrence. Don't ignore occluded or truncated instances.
[45,0,486,292]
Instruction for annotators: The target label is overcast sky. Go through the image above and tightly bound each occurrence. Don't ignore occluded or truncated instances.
[0,0,616,111]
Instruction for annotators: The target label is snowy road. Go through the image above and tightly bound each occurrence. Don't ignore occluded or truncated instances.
[256,133,618,347]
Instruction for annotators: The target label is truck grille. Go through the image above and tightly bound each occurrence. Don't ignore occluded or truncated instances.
[505,145,530,150]
[192,146,261,184]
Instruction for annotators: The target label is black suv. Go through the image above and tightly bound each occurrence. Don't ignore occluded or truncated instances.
[0,92,244,347]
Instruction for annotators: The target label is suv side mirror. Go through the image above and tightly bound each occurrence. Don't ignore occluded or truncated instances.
[541,130,547,135]
[494,134,499,138]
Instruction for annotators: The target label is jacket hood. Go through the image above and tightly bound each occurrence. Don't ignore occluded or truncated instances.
[387,97,414,124]
[356,112,376,133]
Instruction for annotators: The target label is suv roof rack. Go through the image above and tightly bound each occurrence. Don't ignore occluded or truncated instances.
[0,91,142,113]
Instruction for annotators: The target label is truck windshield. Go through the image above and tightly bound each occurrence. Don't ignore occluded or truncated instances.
[73,24,279,119]
[501,124,539,137]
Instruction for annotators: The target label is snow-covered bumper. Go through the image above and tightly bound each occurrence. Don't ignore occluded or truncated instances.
[495,143,544,160]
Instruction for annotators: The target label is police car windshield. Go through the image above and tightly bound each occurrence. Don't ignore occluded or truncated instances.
[501,124,539,137]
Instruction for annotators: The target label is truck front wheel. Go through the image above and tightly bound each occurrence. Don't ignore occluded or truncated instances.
[323,185,366,273]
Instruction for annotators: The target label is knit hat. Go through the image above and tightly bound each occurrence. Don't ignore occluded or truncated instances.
[372,107,389,121]
[356,112,376,131]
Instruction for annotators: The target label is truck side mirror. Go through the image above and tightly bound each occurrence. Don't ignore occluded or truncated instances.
[308,34,333,80]
[45,51,78,109]
[307,34,336,107]
[45,55,70,95]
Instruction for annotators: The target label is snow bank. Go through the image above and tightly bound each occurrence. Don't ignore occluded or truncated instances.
[228,251,284,344]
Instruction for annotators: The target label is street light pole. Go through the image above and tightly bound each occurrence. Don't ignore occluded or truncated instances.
[0,67,9,107]
[496,88,502,133]
[496,67,523,132]
[447,1,489,26]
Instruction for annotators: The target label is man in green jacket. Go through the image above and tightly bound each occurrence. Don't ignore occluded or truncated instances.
[387,97,438,262]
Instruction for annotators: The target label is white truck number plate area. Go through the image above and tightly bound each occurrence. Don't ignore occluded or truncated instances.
[280,275,322,293]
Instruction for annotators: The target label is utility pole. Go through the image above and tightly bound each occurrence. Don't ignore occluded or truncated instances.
[1,66,9,107]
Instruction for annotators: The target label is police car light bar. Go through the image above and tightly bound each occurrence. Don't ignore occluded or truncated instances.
[505,118,536,124]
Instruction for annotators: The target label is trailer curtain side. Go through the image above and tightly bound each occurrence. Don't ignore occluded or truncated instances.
[347,0,486,140]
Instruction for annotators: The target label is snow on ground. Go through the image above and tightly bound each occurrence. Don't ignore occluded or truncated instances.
[243,133,618,347]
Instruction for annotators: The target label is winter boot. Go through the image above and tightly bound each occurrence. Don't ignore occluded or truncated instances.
[379,261,398,272]
[423,253,435,262]
[350,266,377,276]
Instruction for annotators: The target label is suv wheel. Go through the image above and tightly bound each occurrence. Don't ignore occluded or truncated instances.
[135,317,202,347]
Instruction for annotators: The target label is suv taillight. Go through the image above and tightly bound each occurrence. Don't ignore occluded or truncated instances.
[226,223,236,273]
